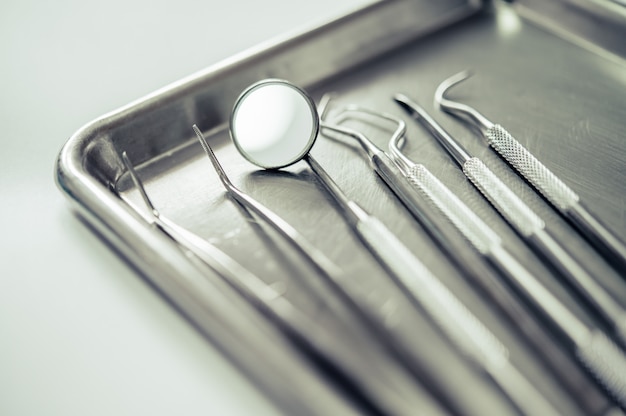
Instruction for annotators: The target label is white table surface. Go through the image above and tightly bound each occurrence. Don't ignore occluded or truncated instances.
[0,1,367,414]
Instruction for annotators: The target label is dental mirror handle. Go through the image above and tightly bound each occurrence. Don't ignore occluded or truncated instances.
[355,213,561,416]
[306,154,560,415]
[486,124,626,273]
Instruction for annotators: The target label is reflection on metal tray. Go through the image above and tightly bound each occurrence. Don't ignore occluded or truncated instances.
[56,0,626,415]
[513,0,626,59]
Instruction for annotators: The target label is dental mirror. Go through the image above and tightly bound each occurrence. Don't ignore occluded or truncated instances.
[230,79,319,169]
[229,80,360,222]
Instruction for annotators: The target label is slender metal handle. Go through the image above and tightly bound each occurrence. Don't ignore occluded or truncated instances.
[567,202,626,274]
[487,245,591,343]
[576,330,626,409]
[354,213,560,415]
[450,157,585,339]
[355,212,508,364]
[406,158,623,346]
[464,157,626,346]
[405,163,501,255]
[400,163,626,413]
[462,157,545,237]
[306,154,507,363]
[486,124,579,210]
[487,124,626,273]
[529,229,626,348]
[404,160,626,410]
[373,147,610,414]
[492,361,561,416]
[368,152,466,242]
[489,246,626,409]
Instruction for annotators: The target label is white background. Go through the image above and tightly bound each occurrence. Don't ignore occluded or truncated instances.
[0,1,367,414]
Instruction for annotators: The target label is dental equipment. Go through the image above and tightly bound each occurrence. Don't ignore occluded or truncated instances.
[395,93,626,347]
[121,151,432,416]
[322,104,614,415]
[193,123,453,398]
[320,105,560,416]
[393,95,626,408]
[196,83,504,415]
[435,71,626,275]
[229,78,553,415]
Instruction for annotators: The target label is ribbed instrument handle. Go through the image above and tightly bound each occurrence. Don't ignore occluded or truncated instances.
[576,330,626,409]
[462,157,544,237]
[487,124,626,273]
[405,163,501,255]
[486,124,579,211]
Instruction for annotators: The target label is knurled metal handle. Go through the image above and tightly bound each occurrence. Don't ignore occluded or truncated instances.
[406,163,501,255]
[486,124,579,211]
[487,125,626,275]
[462,157,545,237]
[576,330,626,408]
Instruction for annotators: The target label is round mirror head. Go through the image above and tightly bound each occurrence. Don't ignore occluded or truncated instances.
[229,79,319,169]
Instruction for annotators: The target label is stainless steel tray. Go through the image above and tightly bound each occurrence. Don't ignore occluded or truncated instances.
[56,0,626,414]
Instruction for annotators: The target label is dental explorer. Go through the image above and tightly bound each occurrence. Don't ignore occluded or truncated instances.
[393,96,626,408]
[322,104,614,415]
[436,70,626,275]
[394,93,626,347]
